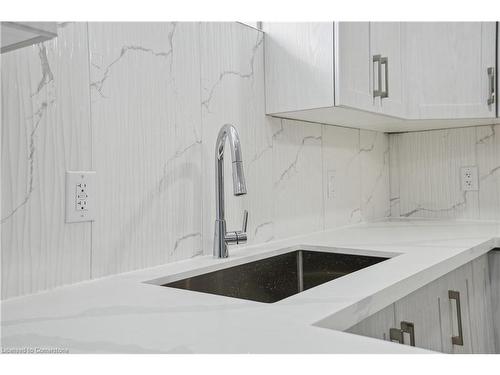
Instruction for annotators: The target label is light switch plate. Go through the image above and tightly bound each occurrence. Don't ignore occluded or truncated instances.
[65,171,96,223]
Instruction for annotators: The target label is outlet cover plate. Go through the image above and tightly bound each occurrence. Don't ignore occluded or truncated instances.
[460,166,479,192]
[65,171,96,223]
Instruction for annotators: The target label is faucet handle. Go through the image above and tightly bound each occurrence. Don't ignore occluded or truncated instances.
[225,211,248,246]
[242,210,248,233]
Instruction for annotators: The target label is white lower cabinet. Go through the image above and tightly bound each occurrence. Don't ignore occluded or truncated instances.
[468,254,496,353]
[393,278,444,352]
[490,250,500,353]
[436,262,474,354]
[345,252,498,353]
[346,304,396,341]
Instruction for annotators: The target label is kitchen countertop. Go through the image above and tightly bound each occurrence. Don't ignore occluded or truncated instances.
[2,218,499,354]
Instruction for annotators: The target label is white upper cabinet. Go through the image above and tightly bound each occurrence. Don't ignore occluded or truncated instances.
[1,22,57,54]
[264,22,499,132]
[334,22,372,113]
[336,22,405,118]
[370,22,406,118]
[404,22,496,120]
[264,23,335,113]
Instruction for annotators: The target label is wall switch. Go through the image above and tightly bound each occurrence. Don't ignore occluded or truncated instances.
[460,166,479,192]
[327,170,336,199]
[65,171,96,223]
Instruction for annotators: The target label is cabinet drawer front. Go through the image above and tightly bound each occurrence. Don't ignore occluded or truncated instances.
[394,280,443,352]
[346,304,396,341]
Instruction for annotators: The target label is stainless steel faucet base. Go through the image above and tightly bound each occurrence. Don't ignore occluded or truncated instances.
[214,219,228,258]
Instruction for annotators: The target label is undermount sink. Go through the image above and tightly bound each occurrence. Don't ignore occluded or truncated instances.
[162,250,389,303]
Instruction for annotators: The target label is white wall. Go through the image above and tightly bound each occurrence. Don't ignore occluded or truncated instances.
[1,22,390,299]
[1,23,92,298]
[390,125,500,219]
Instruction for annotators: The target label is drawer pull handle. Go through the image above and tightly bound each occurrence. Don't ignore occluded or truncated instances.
[381,56,389,99]
[400,321,415,347]
[373,55,382,98]
[390,321,415,346]
[448,290,464,346]
[389,328,403,344]
[487,67,496,105]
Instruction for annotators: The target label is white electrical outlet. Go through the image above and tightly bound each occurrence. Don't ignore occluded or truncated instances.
[65,171,96,223]
[327,170,336,199]
[460,166,479,192]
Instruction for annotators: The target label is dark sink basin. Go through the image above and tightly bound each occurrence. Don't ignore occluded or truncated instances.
[162,250,389,303]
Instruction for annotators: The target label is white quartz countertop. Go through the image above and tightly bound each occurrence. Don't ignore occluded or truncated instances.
[2,219,499,353]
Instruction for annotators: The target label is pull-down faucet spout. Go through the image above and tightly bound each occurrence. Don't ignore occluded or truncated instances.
[214,124,248,258]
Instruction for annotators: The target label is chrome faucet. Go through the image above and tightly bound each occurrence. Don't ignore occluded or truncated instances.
[214,124,248,258]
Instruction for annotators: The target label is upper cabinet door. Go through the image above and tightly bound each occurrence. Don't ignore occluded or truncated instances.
[334,22,374,113]
[404,22,497,119]
[264,22,334,114]
[336,22,405,117]
[370,22,406,118]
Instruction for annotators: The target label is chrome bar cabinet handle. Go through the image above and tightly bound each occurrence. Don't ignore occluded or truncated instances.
[389,328,404,344]
[487,67,495,105]
[390,321,415,346]
[400,321,415,347]
[381,56,389,99]
[373,55,382,98]
[241,209,248,233]
[448,290,464,346]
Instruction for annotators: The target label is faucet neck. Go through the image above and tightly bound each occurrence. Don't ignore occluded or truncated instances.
[215,156,225,221]
[214,124,247,258]
[214,124,246,222]
[215,124,243,164]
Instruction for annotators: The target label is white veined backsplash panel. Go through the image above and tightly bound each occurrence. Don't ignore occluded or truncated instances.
[476,125,500,219]
[88,22,203,277]
[322,125,362,227]
[389,134,401,217]
[390,127,481,219]
[272,119,323,239]
[200,22,274,252]
[1,23,92,299]
[360,130,390,221]
[1,21,394,299]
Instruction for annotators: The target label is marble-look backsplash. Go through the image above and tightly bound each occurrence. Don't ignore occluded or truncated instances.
[1,22,389,299]
[390,125,500,220]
